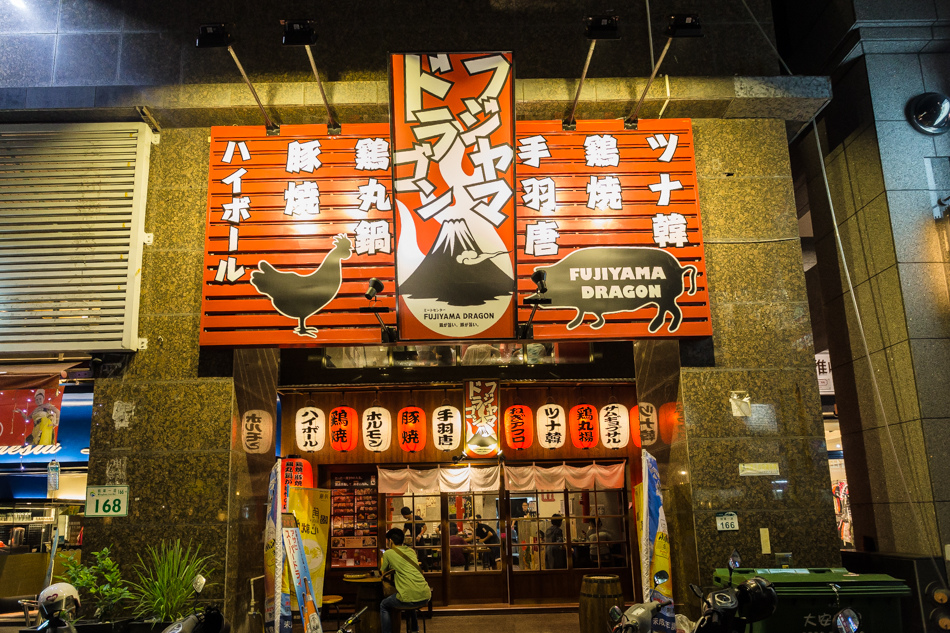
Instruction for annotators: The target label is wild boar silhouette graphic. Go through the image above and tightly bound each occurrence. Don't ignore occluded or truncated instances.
[532,246,698,333]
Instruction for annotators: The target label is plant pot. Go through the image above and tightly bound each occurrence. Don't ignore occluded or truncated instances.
[75,618,133,633]
[127,621,172,633]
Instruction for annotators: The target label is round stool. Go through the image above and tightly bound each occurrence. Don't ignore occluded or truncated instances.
[323,595,343,631]
[392,601,429,633]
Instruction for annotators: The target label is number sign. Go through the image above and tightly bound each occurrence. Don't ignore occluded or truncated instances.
[86,485,129,517]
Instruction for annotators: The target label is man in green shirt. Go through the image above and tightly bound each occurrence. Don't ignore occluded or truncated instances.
[380,528,431,633]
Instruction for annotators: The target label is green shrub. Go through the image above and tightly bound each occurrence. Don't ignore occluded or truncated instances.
[128,540,213,623]
[58,547,132,622]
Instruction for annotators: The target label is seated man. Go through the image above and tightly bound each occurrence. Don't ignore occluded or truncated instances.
[380,528,431,633]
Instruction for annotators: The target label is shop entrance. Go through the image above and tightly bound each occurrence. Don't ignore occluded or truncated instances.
[385,479,631,605]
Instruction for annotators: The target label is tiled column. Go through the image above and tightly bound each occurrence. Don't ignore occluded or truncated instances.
[667,119,840,601]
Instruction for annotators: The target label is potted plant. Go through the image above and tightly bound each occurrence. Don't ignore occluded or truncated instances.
[57,546,133,633]
[127,540,214,633]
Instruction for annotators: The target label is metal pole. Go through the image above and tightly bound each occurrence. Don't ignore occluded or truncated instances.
[228,46,277,131]
[565,40,597,128]
[626,36,672,125]
[305,45,338,131]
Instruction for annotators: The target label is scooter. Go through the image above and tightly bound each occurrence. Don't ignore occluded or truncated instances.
[162,576,231,633]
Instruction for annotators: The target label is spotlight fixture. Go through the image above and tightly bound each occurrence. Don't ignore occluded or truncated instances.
[282,19,340,135]
[518,269,552,339]
[365,277,384,300]
[196,24,279,135]
[358,278,397,343]
[907,92,950,135]
[565,14,620,130]
[625,14,703,128]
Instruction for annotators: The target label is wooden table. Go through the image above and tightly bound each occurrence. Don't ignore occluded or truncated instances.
[343,576,383,633]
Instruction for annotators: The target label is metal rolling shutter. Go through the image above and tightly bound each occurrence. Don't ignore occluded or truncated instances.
[0,123,155,353]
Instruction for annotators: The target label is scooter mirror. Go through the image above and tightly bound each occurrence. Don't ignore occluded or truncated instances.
[834,608,859,633]
[728,550,742,570]
[689,584,704,600]
[192,575,207,594]
[608,605,624,624]
[653,570,670,587]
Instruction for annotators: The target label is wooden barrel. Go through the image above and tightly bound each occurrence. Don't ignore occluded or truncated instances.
[579,574,624,633]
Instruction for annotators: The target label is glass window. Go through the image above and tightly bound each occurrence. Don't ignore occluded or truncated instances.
[384,494,440,572]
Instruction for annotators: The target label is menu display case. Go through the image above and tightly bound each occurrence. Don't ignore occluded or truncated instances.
[329,473,378,568]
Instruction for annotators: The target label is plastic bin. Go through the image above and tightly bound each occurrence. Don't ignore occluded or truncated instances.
[712,567,911,633]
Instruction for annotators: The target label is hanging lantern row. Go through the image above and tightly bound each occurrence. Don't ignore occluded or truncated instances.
[294,402,639,453]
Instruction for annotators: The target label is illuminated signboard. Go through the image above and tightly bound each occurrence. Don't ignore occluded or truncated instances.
[515,119,711,338]
[390,52,517,341]
[198,56,710,345]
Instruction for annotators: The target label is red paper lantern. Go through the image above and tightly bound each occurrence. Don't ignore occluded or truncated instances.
[504,405,534,450]
[658,401,683,444]
[281,457,314,511]
[398,406,427,452]
[329,406,358,452]
[569,403,599,449]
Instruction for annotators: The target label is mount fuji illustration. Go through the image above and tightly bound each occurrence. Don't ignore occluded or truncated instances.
[399,218,512,307]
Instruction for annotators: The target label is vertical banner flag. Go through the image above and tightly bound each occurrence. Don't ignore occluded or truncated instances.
[390,53,517,340]
[288,488,332,607]
[639,451,674,633]
[463,380,500,457]
[281,515,322,633]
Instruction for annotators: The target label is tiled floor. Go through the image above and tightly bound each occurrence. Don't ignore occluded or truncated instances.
[425,613,579,633]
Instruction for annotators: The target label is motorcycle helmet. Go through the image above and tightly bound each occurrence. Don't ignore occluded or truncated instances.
[38,582,81,619]
[737,576,778,622]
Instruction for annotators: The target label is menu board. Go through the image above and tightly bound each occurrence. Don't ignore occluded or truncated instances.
[329,473,378,568]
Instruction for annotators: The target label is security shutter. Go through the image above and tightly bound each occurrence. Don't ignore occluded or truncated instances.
[0,123,154,353]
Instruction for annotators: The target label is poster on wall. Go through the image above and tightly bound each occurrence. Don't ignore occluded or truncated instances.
[200,124,396,346]
[390,53,517,340]
[0,384,64,448]
[515,119,711,338]
[463,380,500,458]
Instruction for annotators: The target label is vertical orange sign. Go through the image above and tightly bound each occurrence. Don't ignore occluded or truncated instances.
[463,380,500,458]
[390,53,517,340]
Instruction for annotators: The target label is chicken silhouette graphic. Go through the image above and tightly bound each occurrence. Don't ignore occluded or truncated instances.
[250,234,352,338]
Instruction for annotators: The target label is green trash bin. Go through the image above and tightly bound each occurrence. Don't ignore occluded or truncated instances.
[711,567,911,633]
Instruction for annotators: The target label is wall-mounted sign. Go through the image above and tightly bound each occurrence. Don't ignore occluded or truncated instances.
[200,124,395,346]
[715,511,739,532]
[295,407,325,452]
[463,380,500,457]
[390,53,517,341]
[281,457,314,511]
[86,485,129,517]
[516,120,711,338]
[432,405,461,451]
[362,406,392,452]
[0,386,64,447]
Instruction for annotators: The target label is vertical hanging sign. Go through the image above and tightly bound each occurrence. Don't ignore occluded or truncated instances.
[390,53,517,340]
[463,380,500,457]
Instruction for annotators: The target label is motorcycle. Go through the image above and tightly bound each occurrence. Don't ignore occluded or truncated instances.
[162,576,231,633]
[608,550,863,633]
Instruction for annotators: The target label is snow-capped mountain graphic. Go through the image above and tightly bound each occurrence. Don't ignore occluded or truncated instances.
[399,218,512,307]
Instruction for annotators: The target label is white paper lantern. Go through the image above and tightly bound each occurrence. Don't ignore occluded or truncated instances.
[599,403,630,449]
[362,406,392,452]
[295,406,325,452]
[242,409,273,454]
[536,403,566,450]
[432,405,462,451]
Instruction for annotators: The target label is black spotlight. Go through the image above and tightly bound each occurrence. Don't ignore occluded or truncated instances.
[907,93,950,135]
[585,14,619,40]
[365,278,384,300]
[530,269,547,294]
[666,14,703,38]
[282,19,318,46]
[196,23,232,48]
